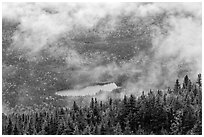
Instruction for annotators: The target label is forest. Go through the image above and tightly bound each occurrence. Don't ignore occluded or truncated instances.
[2,74,202,135]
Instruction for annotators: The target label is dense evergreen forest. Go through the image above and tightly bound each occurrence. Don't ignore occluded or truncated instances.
[2,75,202,135]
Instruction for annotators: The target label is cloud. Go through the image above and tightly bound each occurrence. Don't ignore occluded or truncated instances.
[2,2,202,105]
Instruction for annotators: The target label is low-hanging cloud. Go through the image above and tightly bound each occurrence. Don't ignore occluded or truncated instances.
[2,2,202,106]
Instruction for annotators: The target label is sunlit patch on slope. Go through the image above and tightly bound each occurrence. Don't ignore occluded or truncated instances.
[56,83,118,96]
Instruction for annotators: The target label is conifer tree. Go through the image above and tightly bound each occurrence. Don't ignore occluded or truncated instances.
[83,125,91,135]
[170,110,183,135]
[109,98,113,106]
[129,94,136,112]
[141,91,145,100]
[114,123,123,135]
[100,123,106,135]
[7,118,13,135]
[94,98,98,107]
[196,74,202,87]
[124,120,132,135]
[13,124,19,135]
[183,75,189,89]
[38,129,47,135]
[96,124,102,135]
[73,124,80,135]
[135,125,145,135]
[100,101,103,109]
[27,117,36,135]
[160,127,168,135]
[56,120,65,135]
[123,95,127,106]
[73,101,79,112]
[90,98,94,109]
[174,79,181,94]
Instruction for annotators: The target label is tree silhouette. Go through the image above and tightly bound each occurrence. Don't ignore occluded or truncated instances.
[7,118,13,135]
[174,79,181,94]
[197,74,202,87]
[73,101,79,112]
[13,124,19,135]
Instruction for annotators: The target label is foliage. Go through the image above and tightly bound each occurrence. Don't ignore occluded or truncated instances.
[2,75,202,135]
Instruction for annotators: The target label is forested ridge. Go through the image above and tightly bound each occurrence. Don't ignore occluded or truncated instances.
[2,74,202,135]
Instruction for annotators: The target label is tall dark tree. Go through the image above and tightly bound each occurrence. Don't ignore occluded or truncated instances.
[197,74,202,87]
[73,101,79,111]
[183,75,189,89]
[90,98,94,109]
[123,95,128,108]
[174,79,181,94]
[13,124,19,135]
[109,98,113,106]
[124,119,132,135]
[128,94,136,111]
[114,123,123,135]
[7,118,13,135]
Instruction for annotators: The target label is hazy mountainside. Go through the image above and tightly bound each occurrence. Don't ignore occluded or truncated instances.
[2,3,202,111]
[2,75,202,135]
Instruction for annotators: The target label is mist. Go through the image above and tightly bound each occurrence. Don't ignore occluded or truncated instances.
[2,2,202,106]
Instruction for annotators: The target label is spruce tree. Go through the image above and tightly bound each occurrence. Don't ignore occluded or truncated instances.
[73,124,80,135]
[124,120,132,135]
[128,94,136,112]
[174,79,181,94]
[90,98,94,109]
[7,118,13,135]
[83,125,91,135]
[196,74,202,87]
[114,123,123,135]
[135,125,145,135]
[183,75,189,89]
[73,101,79,112]
[13,124,19,135]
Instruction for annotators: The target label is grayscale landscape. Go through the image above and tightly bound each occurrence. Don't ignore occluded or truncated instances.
[2,2,202,135]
